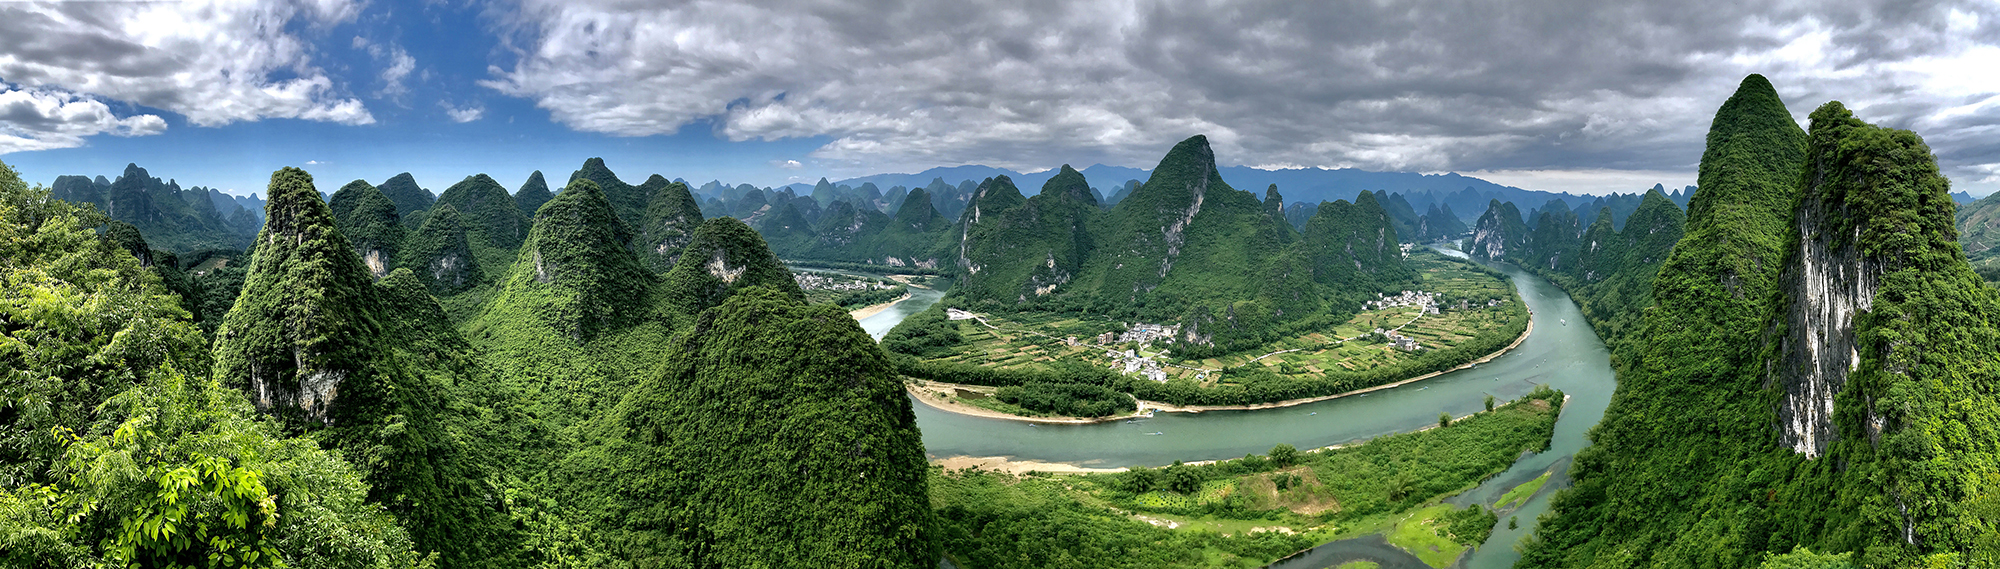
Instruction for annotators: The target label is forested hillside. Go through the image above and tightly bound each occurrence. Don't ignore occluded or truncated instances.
[1520,75,2000,568]
[1,156,942,568]
[1957,190,2000,283]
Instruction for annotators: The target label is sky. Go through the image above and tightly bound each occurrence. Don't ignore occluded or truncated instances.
[2,0,1998,198]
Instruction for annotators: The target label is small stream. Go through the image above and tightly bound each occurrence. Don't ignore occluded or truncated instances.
[842,253,1616,569]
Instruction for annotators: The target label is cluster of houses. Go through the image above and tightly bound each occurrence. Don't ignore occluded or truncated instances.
[1374,328,1423,351]
[1103,349,1172,382]
[792,272,895,292]
[1367,290,1443,314]
[1089,322,1180,345]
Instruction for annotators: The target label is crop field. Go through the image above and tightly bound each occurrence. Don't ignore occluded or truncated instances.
[918,251,1519,388]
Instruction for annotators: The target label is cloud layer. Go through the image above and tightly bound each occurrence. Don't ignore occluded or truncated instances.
[0,0,372,152]
[0,88,167,153]
[484,0,2000,189]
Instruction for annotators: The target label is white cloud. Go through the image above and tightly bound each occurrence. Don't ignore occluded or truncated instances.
[0,87,166,154]
[0,0,372,128]
[442,101,485,123]
[306,159,324,165]
[482,0,2000,188]
[772,159,803,169]
[379,47,417,99]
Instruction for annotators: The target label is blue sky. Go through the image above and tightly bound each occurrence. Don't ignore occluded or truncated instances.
[3,0,1998,197]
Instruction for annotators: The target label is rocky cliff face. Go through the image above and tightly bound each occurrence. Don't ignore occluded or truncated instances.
[1469,199,1526,261]
[214,167,385,425]
[1773,182,1880,457]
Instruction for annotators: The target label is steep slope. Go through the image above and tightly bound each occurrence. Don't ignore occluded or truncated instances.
[869,186,953,268]
[376,172,436,222]
[1419,202,1467,240]
[478,179,652,342]
[210,167,516,568]
[807,198,892,259]
[951,167,1104,307]
[213,167,388,425]
[1083,135,1298,316]
[402,204,487,295]
[515,170,553,217]
[1468,200,1528,261]
[51,164,244,251]
[1521,200,1581,272]
[1518,76,2000,568]
[1299,191,1416,302]
[436,173,530,251]
[753,200,818,256]
[563,287,936,568]
[659,217,805,316]
[330,182,406,278]
[569,157,650,227]
[633,174,705,273]
[1524,76,1808,569]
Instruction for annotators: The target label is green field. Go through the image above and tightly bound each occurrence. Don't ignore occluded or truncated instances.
[1386,504,1471,568]
[915,249,1520,388]
[927,387,1563,568]
[1495,471,1551,510]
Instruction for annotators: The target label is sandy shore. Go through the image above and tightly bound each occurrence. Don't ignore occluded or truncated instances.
[912,315,1535,422]
[931,454,1128,474]
[847,293,912,320]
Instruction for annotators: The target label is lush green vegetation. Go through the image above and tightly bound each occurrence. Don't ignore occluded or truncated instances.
[1955,188,2000,285]
[882,138,1519,415]
[928,387,1563,568]
[557,287,937,567]
[0,159,429,567]
[888,253,1525,412]
[1521,75,2000,568]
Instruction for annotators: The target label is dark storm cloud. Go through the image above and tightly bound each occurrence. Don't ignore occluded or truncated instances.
[484,0,2000,187]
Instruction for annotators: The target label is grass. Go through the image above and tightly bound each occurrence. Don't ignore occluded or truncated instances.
[919,253,1518,388]
[1336,562,1382,569]
[1386,504,1470,569]
[1495,471,1551,510]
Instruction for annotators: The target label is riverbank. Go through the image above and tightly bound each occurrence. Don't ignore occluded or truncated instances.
[1150,316,1535,414]
[930,454,1129,474]
[909,314,1535,423]
[847,293,912,320]
[906,379,1154,424]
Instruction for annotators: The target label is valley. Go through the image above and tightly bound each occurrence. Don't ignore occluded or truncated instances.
[7,68,2000,569]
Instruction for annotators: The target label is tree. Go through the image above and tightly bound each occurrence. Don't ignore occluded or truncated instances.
[1439,412,1452,428]
[1165,464,1202,495]
[1269,444,1298,468]
[1485,394,1496,412]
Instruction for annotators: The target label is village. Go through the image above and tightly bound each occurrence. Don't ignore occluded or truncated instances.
[920,251,1522,393]
[793,271,899,292]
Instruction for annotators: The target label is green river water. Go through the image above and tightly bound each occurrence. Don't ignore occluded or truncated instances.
[846,253,1616,569]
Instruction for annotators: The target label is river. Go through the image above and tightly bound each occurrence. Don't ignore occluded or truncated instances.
[847,255,1616,569]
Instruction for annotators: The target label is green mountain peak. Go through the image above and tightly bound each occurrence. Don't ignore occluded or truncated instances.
[403,203,487,295]
[515,170,553,217]
[485,178,654,341]
[214,167,383,426]
[636,174,705,273]
[569,285,936,567]
[437,173,529,250]
[660,216,803,316]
